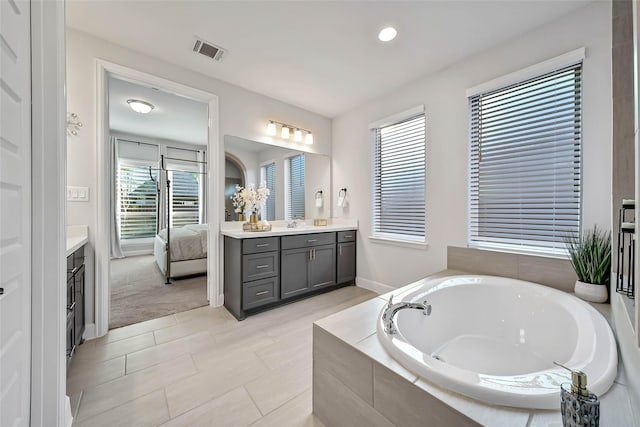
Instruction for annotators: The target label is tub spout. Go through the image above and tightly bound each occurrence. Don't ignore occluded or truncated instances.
[382,295,432,335]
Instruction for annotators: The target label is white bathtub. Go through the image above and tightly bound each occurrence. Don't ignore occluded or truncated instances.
[377,275,617,409]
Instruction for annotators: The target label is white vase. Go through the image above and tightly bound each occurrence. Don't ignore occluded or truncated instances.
[574,280,608,303]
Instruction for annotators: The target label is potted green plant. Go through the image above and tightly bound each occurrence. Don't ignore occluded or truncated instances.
[565,226,611,303]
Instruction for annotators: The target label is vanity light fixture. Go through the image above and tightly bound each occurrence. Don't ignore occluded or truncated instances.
[266,120,314,145]
[378,27,397,42]
[266,121,277,136]
[127,99,155,114]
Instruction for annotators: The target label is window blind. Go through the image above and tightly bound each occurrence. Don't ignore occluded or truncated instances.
[261,162,276,221]
[287,154,305,220]
[170,170,200,227]
[118,163,158,239]
[372,113,426,240]
[469,63,582,254]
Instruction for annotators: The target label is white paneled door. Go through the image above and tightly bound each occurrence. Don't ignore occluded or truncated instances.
[0,0,32,426]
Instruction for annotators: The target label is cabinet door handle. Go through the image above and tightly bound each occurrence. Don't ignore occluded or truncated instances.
[339,246,342,256]
[313,248,316,260]
[309,250,312,261]
[255,264,270,269]
[67,301,76,313]
[256,243,270,247]
[307,239,317,243]
[344,235,352,239]
[255,290,270,296]
[71,266,79,275]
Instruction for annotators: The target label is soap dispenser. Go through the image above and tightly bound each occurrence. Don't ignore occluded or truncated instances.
[554,362,600,427]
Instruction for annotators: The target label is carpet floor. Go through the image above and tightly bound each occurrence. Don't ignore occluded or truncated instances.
[109,255,208,329]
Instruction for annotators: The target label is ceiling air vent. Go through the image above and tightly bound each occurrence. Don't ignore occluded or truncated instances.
[193,37,227,62]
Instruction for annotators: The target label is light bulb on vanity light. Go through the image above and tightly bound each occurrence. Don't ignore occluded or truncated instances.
[266,121,277,136]
[305,132,314,145]
[281,125,290,139]
[293,128,303,142]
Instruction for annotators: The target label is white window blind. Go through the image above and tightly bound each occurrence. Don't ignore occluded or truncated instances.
[469,63,582,254]
[169,170,200,227]
[286,154,305,220]
[118,163,158,239]
[261,162,276,221]
[372,113,426,241]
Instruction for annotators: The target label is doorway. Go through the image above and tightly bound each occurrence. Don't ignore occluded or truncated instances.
[94,61,220,338]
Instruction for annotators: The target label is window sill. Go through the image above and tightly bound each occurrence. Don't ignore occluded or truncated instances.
[468,242,569,260]
[369,235,429,249]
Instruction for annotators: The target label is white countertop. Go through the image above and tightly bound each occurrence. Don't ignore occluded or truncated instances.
[66,225,88,256]
[220,218,358,239]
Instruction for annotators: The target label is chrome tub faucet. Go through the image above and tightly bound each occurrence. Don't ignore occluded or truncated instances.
[382,295,432,334]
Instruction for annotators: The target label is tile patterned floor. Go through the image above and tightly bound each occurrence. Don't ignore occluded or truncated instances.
[67,285,376,427]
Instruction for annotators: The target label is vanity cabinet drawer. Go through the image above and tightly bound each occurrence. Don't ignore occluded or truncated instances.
[337,231,356,243]
[242,277,279,310]
[242,252,279,282]
[281,232,336,250]
[243,237,279,255]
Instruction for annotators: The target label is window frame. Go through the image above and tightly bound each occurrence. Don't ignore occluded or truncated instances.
[369,106,427,245]
[260,161,276,221]
[284,153,305,221]
[116,158,159,242]
[467,52,585,258]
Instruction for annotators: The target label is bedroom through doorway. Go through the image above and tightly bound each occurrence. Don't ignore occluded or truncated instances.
[107,75,210,329]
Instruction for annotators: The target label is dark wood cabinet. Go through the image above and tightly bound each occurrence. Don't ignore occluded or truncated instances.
[336,231,356,285]
[66,245,85,366]
[224,230,356,320]
[224,236,280,320]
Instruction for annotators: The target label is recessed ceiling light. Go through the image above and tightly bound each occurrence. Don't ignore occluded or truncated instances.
[127,99,155,114]
[378,27,397,42]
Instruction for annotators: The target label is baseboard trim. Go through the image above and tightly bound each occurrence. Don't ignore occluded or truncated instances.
[356,277,395,295]
[83,323,96,340]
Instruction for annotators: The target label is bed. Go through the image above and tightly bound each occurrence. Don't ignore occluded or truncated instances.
[154,223,208,280]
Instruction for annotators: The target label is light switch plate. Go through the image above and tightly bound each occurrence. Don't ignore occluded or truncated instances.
[67,186,89,202]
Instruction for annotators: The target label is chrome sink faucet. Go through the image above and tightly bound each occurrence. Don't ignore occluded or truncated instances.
[382,295,432,334]
[287,216,299,228]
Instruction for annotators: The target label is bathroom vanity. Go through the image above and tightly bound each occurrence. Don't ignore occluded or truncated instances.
[223,225,357,320]
[66,225,88,366]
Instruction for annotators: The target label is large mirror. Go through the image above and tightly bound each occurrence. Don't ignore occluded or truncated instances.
[224,135,331,221]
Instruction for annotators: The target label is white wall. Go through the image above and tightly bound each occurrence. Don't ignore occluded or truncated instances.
[66,29,331,326]
[332,2,611,288]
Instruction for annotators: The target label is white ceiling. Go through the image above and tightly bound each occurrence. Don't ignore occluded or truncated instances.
[70,1,593,118]
[109,76,209,145]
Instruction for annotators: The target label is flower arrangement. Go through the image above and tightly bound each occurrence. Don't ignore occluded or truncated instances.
[231,183,270,219]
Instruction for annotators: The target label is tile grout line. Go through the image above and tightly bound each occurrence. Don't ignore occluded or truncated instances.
[243,384,267,417]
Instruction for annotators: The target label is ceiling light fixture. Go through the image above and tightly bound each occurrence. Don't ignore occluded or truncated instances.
[378,27,397,42]
[127,99,155,114]
[266,120,314,145]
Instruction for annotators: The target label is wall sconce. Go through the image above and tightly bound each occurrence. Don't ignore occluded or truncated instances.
[67,112,83,136]
[315,190,324,208]
[266,120,313,145]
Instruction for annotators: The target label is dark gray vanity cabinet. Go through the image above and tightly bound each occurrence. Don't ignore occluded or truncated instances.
[224,236,280,320]
[224,230,354,320]
[281,233,336,300]
[66,245,85,366]
[337,231,356,284]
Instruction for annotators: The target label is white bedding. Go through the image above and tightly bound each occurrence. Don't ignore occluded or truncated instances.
[157,224,208,261]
